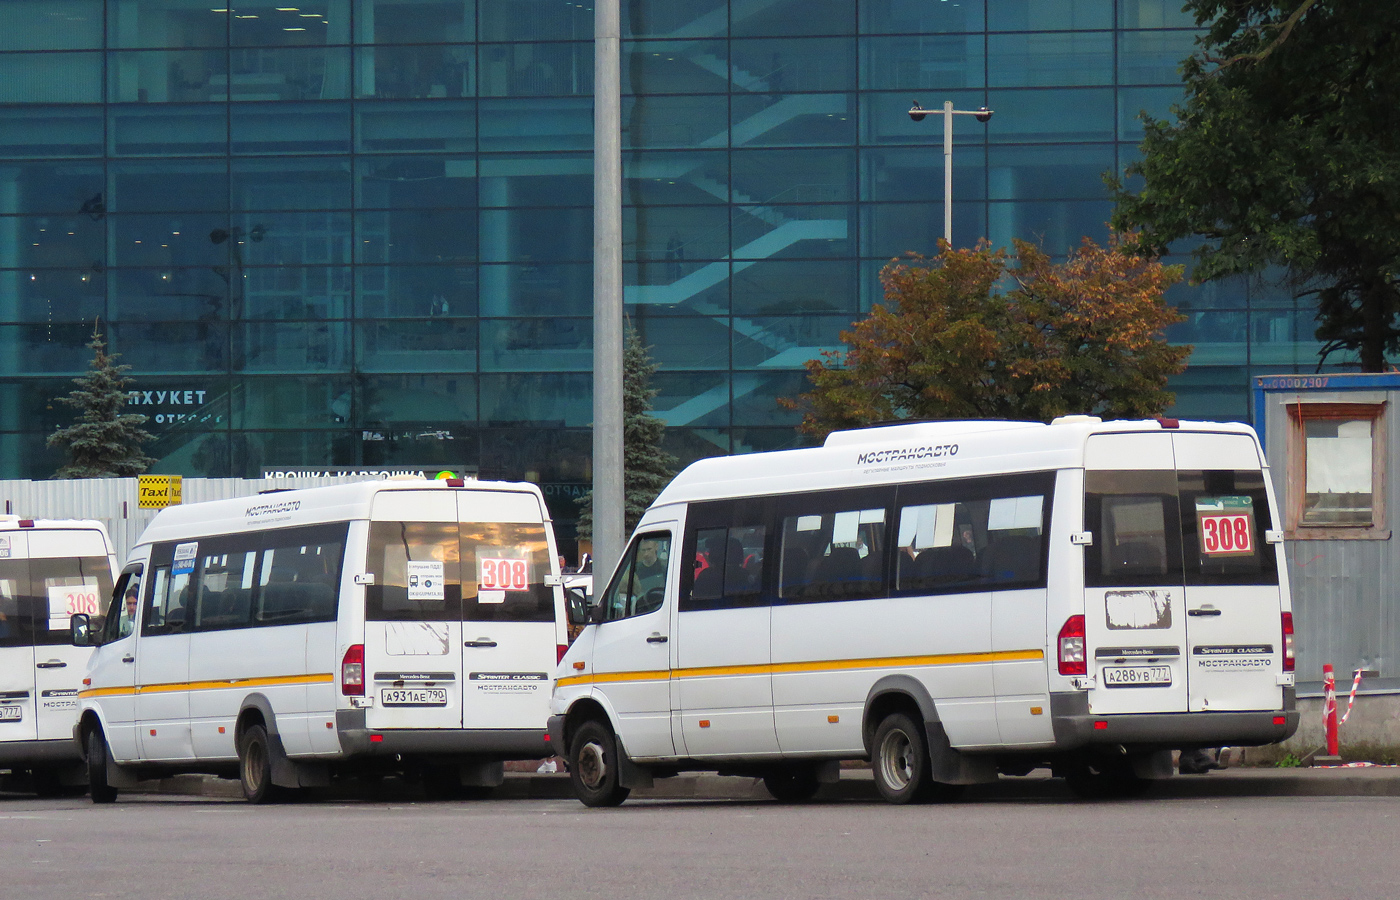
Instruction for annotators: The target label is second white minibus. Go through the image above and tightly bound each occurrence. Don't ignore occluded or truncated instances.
[1,516,116,795]
[74,478,568,803]
[550,417,1299,805]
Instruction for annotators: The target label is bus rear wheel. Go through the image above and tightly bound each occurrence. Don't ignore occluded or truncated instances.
[872,712,964,804]
[568,719,630,808]
[238,723,286,804]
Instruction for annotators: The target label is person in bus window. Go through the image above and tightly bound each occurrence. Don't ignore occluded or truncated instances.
[119,585,139,637]
[632,537,669,614]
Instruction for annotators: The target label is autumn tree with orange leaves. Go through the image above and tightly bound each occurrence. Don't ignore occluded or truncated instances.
[783,235,1190,440]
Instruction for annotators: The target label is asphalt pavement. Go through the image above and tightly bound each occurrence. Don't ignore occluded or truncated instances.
[117,762,1400,803]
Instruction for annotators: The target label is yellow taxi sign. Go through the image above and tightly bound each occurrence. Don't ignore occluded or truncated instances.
[138,474,183,509]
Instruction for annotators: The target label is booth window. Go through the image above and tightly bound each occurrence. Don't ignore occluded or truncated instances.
[1287,402,1387,538]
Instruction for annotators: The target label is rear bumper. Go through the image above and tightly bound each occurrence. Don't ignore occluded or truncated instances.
[0,738,84,766]
[1050,689,1299,751]
[335,709,551,759]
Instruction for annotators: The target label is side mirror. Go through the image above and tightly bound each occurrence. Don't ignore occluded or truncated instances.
[566,587,591,626]
[70,613,94,647]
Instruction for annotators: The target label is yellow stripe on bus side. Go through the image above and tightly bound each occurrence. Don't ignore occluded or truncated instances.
[558,648,1045,689]
[77,672,334,700]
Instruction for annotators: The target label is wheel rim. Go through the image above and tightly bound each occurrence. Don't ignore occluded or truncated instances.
[577,740,607,790]
[244,739,265,792]
[878,728,914,792]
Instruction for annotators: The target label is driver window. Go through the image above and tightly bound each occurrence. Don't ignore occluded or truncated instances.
[105,569,143,642]
[601,532,672,621]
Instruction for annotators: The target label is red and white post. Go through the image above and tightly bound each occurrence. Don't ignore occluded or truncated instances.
[1322,663,1340,758]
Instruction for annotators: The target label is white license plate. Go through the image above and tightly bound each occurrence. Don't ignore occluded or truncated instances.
[0,705,21,721]
[381,688,448,707]
[1103,665,1172,687]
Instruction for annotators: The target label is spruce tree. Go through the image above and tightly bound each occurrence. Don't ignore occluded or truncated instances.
[47,326,156,479]
[577,326,678,541]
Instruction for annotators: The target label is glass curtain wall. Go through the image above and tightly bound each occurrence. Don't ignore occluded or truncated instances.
[0,0,1348,529]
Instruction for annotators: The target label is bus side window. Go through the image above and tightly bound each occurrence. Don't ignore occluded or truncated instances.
[600,533,671,620]
[142,565,190,637]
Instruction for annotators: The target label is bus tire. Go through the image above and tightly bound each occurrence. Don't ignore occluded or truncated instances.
[238,724,284,804]
[872,712,963,804]
[762,765,821,803]
[87,729,118,804]
[569,719,630,808]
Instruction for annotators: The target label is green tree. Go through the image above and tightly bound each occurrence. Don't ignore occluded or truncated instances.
[47,326,155,479]
[577,326,678,539]
[783,237,1189,440]
[1111,0,1400,370]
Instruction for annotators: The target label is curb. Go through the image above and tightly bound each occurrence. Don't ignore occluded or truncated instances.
[124,765,1400,803]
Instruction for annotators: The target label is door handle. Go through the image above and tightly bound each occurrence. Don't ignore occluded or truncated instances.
[647,634,668,644]
[36,660,67,669]
[465,639,498,648]
[121,655,135,663]
[1187,608,1222,617]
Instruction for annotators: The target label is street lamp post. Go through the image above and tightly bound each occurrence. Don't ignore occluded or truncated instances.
[908,100,993,246]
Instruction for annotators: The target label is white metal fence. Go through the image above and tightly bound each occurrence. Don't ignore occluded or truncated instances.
[1,476,384,561]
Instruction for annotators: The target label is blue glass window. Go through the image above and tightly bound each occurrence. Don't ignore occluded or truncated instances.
[1118,86,1181,139]
[357,155,477,208]
[988,144,1116,199]
[357,100,479,153]
[652,373,730,427]
[624,205,730,263]
[479,1,592,42]
[987,88,1114,142]
[731,0,855,37]
[477,263,592,316]
[109,268,230,322]
[1119,0,1200,30]
[860,147,987,204]
[356,265,478,319]
[634,318,731,370]
[0,2,101,50]
[109,49,230,103]
[988,32,1113,86]
[357,209,476,265]
[355,45,475,99]
[0,269,104,324]
[479,318,591,372]
[233,211,352,266]
[860,35,987,91]
[480,208,591,263]
[1119,30,1197,84]
[622,151,727,205]
[481,153,591,206]
[732,316,848,369]
[0,52,103,103]
[623,95,730,151]
[356,1,475,43]
[234,375,354,428]
[0,107,102,158]
[111,321,229,373]
[229,1,349,47]
[731,37,857,92]
[623,41,729,94]
[860,90,993,145]
[243,265,351,319]
[236,320,350,372]
[6,216,105,270]
[479,373,591,426]
[231,102,352,153]
[731,259,859,316]
[357,374,478,424]
[109,105,227,157]
[732,205,854,259]
[356,320,477,373]
[987,0,1112,31]
[109,1,229,50]
[986,199,1113,250]
[731,372,806,426]
[731,148,856,204]
[729,93,856,148]
[233,158,352,211]
[113,159,230,213]
[623,0,727,39]
[479,42,591,97]
[861,0,986,35]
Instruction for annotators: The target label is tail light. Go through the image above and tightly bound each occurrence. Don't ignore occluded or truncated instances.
[1281,612,1295,672]
[1058,615,1087,676]
[557,643,569,664]
[341,644,365,696]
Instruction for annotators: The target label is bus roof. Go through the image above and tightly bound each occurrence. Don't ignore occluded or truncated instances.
[653,417,1260,507]
[134,478,548,548]
[0,516,111,534]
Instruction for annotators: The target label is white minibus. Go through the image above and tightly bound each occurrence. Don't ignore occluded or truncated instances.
[1,516,117,795]
[549,417,1299,805]
[73,478,568,803]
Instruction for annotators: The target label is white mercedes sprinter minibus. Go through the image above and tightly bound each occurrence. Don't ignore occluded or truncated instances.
[549,417,1299,805]
[1,517,116,795]
[73,478,568,803]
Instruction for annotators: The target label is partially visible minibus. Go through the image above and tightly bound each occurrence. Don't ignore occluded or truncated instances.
[550,417,1300,805]
[1,517,117,795]
[73,478,568,803]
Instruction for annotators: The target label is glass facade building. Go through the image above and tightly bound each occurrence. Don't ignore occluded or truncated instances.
[0,0,1345,538]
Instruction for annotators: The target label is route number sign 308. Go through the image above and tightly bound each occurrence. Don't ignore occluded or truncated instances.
[479,557,529,591]
[1200,514,1253,555]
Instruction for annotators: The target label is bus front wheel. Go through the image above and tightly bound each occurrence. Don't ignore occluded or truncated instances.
[568,719,630,808]
[86,729,118,804]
